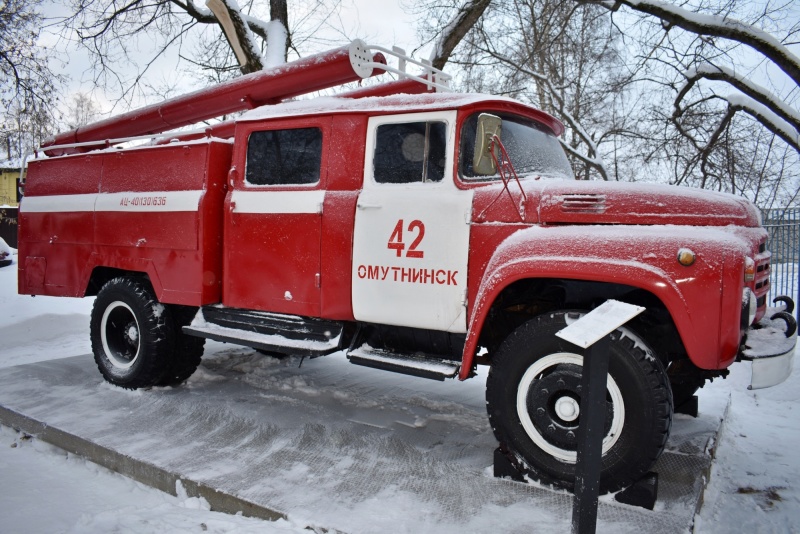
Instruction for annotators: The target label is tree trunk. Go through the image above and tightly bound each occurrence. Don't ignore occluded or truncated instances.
[270,0,290,60]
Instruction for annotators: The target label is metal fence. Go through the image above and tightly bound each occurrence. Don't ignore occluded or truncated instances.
[762,208,800,316]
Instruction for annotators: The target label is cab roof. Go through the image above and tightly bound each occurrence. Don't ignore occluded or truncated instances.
[238,92,565,136]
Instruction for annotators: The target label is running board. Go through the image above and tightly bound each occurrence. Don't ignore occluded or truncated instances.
[347,346,460,381]
[183,306,343,357]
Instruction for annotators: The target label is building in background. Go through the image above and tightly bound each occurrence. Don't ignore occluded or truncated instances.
[0,167,22,208]
[0,167,20,248]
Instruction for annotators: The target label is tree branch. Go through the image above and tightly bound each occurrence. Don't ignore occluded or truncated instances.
[727,94,800,152]
[206,0,264,73]
[583,0,800,86]
[676,63,800,133]
[430,0,491,70]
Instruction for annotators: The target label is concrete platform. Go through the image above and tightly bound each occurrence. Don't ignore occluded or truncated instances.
[0,347,728,533]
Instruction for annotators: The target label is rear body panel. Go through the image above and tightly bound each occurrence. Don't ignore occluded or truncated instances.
[19,140,230,306]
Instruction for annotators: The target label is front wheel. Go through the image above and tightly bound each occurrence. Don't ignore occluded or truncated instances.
[91,277,176,389]
[486,311,673,494]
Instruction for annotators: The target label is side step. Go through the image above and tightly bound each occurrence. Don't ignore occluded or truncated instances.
[183,306,343,357]
[347,346,460,381]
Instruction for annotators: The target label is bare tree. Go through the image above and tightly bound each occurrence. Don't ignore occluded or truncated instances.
[416,0,799,204]
[65,92,101,130]
[585,0,799,148]
[576,0,800,202]
[60,0,338,103]
[0,0,61,162]
[418,0,627,180]
[2,100,58,163]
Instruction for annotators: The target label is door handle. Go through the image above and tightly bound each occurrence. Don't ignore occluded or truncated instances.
[357,202,382,210]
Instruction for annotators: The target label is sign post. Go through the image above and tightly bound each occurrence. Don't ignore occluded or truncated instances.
[555,300,645,534]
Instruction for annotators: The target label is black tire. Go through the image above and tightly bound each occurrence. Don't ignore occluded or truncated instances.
[157,305,205,386]
[91,277,176,389]
[667,358,707,408]
[486,311,673,494]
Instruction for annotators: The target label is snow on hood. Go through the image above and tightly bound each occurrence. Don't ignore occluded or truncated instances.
[535,180,759,227]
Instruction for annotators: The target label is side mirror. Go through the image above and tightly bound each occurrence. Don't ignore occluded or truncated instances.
[473,113,502,176]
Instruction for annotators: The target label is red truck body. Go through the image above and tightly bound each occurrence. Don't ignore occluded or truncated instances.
[17,41,795,494]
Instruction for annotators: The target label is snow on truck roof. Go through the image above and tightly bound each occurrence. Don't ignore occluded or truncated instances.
[239,92,566,136]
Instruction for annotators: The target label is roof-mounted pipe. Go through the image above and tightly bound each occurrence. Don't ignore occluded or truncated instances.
[43,40,386,156]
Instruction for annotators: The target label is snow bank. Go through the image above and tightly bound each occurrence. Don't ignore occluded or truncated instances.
[0,251,95,369]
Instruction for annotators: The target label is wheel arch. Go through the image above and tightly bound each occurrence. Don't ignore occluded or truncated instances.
[82,256,166,301]
[461,258,695,380]
[85,267,154,296]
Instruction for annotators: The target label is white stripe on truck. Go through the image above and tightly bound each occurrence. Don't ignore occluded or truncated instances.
[21,190,325,214]
[20,193,97,213]
[231,190,325,214]
[20,190,205,213]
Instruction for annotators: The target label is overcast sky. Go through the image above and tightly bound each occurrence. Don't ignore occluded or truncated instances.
[41,0,428,115]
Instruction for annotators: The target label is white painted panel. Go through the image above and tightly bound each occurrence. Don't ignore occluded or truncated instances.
[352,110,472,333]
[232,190,325,214]
[20,191,206,213]
[352,188,472,333]
[20,194,97,213]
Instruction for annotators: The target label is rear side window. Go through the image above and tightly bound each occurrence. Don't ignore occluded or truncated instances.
[373,121,447,184]
[245,127,322,186]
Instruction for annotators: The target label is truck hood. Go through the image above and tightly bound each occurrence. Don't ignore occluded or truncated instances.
[534,180,760,227]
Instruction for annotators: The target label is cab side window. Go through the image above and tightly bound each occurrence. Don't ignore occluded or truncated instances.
[245,127,322,186]
[373,121,446,184]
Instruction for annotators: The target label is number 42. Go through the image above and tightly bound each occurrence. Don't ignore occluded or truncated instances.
[387,219,425,258]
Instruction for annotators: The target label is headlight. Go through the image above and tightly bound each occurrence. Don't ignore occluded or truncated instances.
[677,248,696,266]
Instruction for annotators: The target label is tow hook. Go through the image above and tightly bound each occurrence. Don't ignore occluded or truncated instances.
[773,295,795,314]
[770,310,797,338]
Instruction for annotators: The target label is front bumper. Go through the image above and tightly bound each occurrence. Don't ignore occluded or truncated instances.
[740,302,797,390]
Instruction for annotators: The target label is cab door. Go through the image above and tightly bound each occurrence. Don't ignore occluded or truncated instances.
[352,111,473,333]
[224,119,329,316]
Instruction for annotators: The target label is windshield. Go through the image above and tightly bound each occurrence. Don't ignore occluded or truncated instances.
[459,112,574,181]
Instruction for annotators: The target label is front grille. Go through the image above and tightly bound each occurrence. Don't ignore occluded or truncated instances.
[753,237,771,311]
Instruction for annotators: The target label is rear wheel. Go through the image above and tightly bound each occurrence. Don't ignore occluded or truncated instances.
[486,311,673,494]
[91,277,176,389]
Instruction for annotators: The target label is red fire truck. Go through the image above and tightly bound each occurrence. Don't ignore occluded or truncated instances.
[17,41,796,494]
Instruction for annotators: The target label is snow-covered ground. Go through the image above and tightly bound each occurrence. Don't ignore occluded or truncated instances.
[1,246,798,532]
[0,251,308,533]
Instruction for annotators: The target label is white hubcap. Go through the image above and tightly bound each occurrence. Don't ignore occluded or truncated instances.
[555,396,580,422]
[126,325,139,342]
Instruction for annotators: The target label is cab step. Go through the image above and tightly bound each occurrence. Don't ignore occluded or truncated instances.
[347,345,460,381]
[183,306,343,357]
